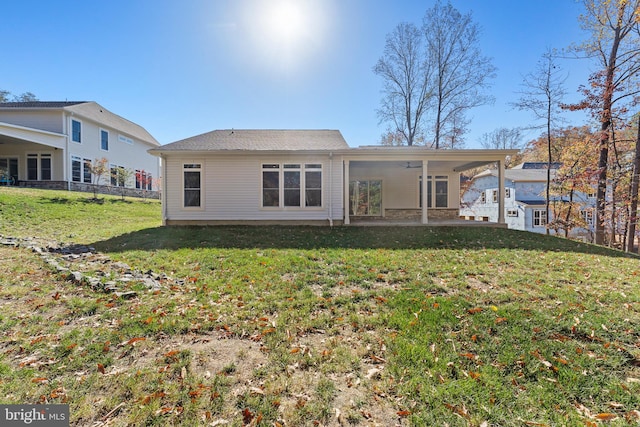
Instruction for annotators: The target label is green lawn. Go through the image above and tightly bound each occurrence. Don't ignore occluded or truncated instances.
[0,187,639,426]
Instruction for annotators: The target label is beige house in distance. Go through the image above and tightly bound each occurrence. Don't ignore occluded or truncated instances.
[150,129,517,226]
[0,101,160,194]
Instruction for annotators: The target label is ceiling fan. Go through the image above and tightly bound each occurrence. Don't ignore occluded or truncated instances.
[405,162,422,169]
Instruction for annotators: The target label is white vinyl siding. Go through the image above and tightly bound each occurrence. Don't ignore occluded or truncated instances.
[164,156,340,222]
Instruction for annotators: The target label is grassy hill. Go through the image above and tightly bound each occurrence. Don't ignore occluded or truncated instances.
[0,187,638,426]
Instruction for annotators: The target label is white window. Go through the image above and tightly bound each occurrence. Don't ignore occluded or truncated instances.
[71,155,91,183]
[505,188,511,198]
[582,209,594,226]
[419,175,448,208]
[492,189,498,203]
[101,129,109,151]
[262,163,322,208]
[533,209,547,227]
[183,163,201,207]
[507,208,518,217]
[71,120,81,143]
[481,191,486,204]
[110,164,126,187]
[27,153,52,181]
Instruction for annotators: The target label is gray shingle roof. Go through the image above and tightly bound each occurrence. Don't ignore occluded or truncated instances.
[154,129,349,151]
[0,101,159,146]
[0,101,86,108]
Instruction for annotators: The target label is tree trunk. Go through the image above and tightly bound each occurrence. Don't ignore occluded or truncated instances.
[627,115,640,253]
[595,6,623,246]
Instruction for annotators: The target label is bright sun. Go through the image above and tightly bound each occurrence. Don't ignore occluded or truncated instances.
[244,0,329,73]
[266,0,306,42]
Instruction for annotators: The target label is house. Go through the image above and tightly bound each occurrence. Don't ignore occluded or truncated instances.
[149,129,517,226]
[460,162,596,236]
[0,101,160,195]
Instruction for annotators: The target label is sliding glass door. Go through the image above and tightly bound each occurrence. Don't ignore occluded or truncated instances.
[349,180,382,216]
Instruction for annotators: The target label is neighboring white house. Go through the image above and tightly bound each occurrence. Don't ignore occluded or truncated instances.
[0,101,160,194]
[149,129,517,226]
[460,162,596,237]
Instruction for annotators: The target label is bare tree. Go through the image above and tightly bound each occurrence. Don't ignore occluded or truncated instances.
[373,1,495,148]
[424,1,496,148]
[479,127,522,168]
[569,0,640,245]
[513,49,568,234]
[373,22,433,146]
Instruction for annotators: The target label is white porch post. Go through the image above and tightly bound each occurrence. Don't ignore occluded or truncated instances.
[498,158,505,224]
[422,159,428,224]
[344,160,350,225]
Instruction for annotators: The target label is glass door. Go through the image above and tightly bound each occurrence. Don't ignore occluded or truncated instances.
[349,180,382,216]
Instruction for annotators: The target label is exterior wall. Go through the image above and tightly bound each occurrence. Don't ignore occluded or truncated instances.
[65,114,159,189]
[0,110,64,133]
[163,153,343,224]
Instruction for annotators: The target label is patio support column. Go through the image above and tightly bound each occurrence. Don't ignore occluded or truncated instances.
[422,159,428,224]
[343,160,350,225]
[498,158,505,224]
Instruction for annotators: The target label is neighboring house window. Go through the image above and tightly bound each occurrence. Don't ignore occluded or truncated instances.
[507,208,518,217]
[183,163,201,207]
[505,188,511,198]
[262,163,322,208]
[27,154,38,180]
[533,209,547,227]
[419,176,448,208]
[101,129,109,151]
[110,164,126,187]
[71,156,91,183]
[27,154,52,181]
[492,189,498,203]
[481,191,486,204]
[582,209,594,227]
[83,159,92,183]
[72,120,81,143]
[135,170,153,190]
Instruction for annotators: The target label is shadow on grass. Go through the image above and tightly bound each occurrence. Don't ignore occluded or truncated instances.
[92,225,636,258]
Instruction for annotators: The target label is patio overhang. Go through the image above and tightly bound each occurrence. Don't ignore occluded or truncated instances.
[0,121,66,150]
[339,147,518,226]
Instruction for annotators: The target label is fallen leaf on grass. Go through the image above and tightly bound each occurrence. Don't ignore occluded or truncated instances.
[594,413,618,421]
[396,410,411,417]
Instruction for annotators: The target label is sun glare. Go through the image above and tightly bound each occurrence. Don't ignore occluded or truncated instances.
[267,1,306,42]
[243,0,330,73]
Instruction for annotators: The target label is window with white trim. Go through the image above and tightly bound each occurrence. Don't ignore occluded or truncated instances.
[505,188,511,198]
[71,120,81,143]
[183,163,201,207]
[582,209,594,226]
[481,191,486,204]
[492,189,498,203]
[262,163,322,208]
[27,154,52,181]
[100,129,109,151]
[533,209,547,227]
[507,208,518,217]
[419,175,448,208]
[110,164,126,187]
[71,155,91,183]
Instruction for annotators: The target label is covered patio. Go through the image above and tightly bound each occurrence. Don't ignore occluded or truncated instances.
[341,147,517,226]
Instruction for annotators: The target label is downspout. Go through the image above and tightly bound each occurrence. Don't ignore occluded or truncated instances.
[160,154,168,225]
[328,152,333,226]
[64,112,70,191]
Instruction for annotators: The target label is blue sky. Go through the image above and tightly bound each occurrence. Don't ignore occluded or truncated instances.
[2,0,593,148]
